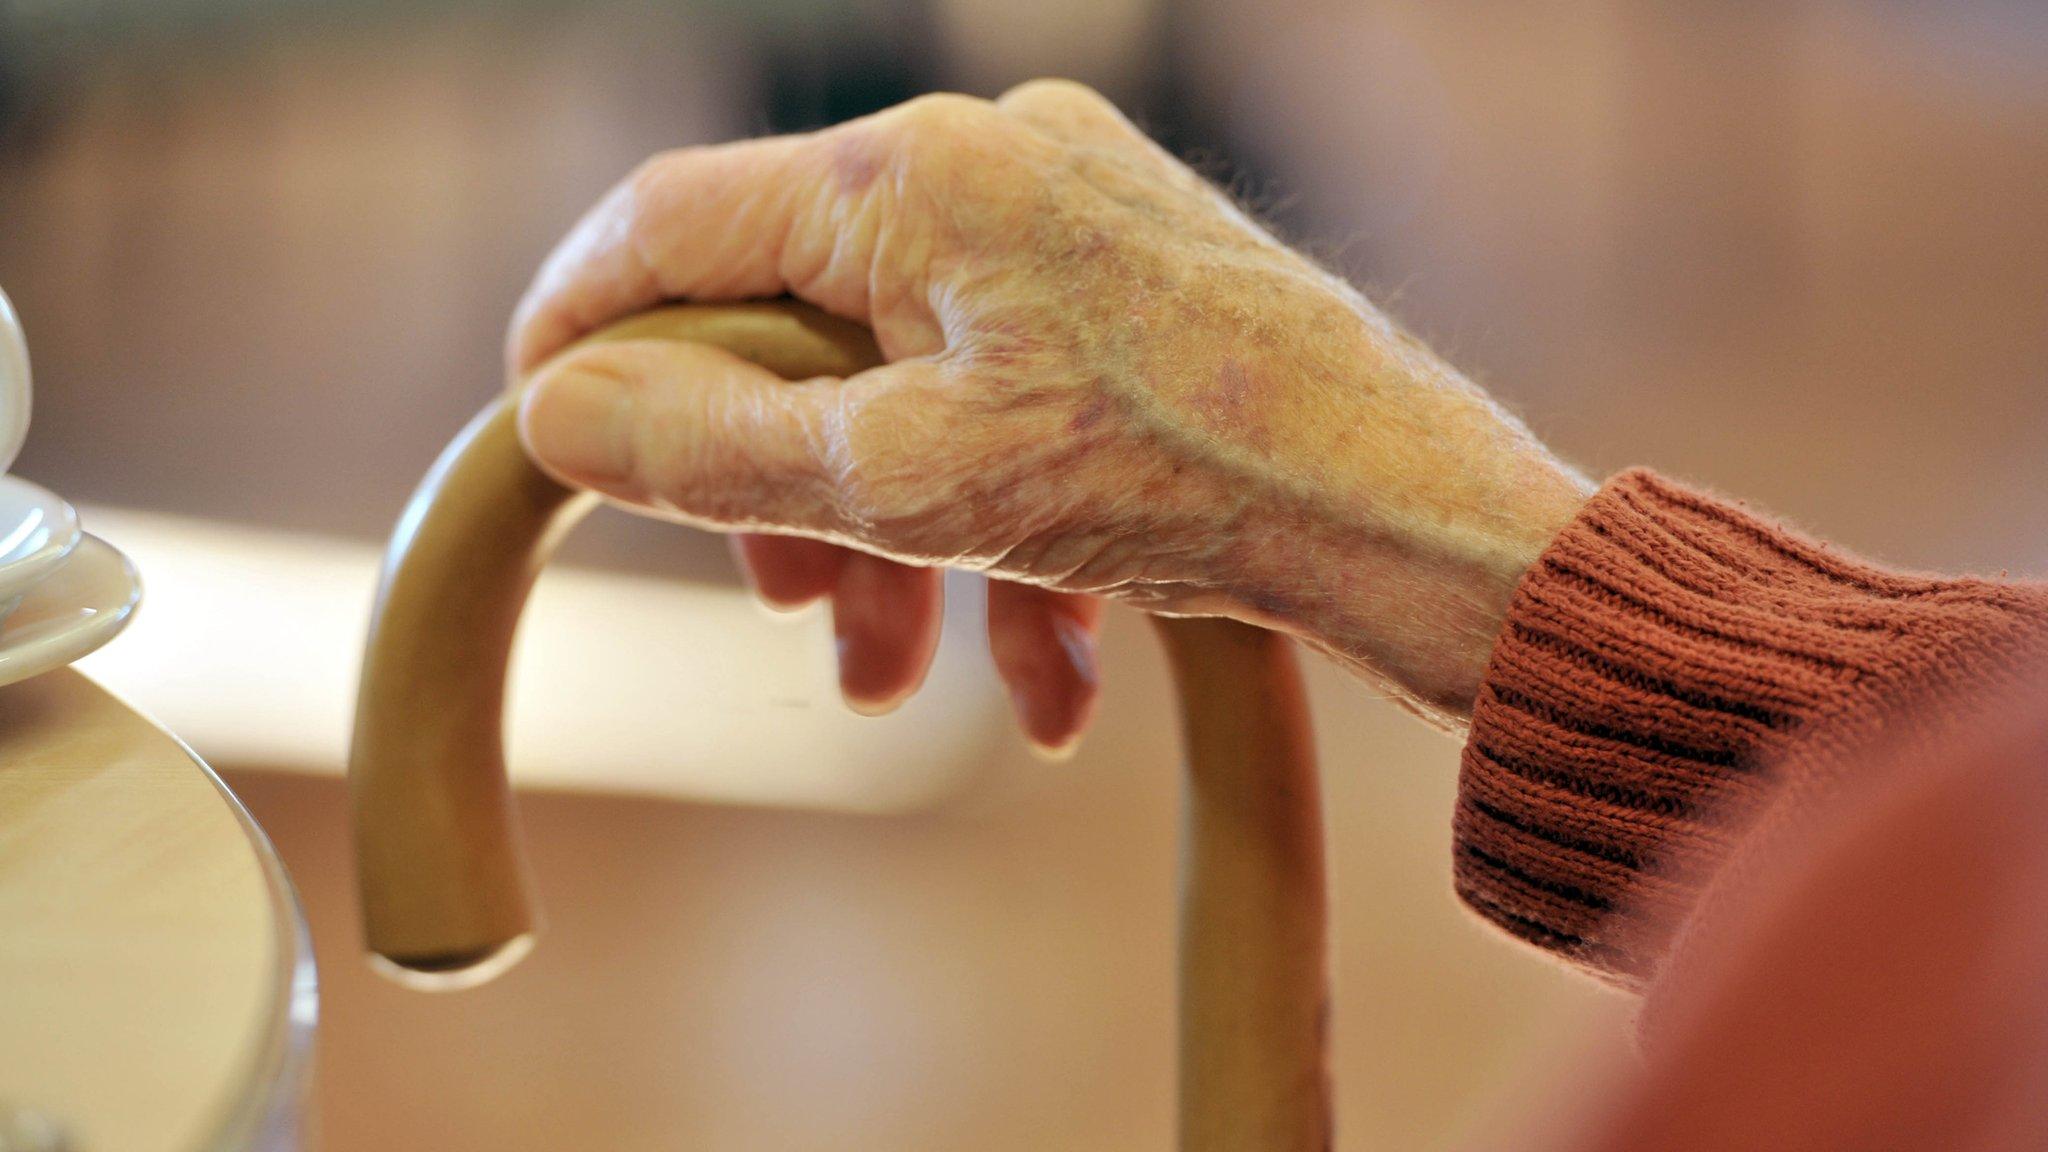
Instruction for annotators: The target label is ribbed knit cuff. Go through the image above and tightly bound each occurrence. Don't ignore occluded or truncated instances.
[1454,468,2048,988]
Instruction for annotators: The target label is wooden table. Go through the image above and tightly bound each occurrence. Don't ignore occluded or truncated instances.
[0,670,314,1151]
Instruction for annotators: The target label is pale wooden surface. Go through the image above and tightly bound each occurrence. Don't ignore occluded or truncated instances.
[1159,619,1329,1152]
[0,669,314,1152]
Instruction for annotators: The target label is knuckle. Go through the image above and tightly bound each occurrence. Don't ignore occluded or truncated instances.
[533,347,637,415]
[625,149,681,201]
[1000,77,1111,116]
[621,150,687,242]
[890,92,995,143]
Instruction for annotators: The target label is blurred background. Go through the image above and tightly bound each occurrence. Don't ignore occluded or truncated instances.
[2,0,2045,1148]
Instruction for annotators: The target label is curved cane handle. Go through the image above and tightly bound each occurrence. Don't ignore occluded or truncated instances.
[346,300,1329,1149]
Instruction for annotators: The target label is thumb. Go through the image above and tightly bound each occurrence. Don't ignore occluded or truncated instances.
[517,337,841,534]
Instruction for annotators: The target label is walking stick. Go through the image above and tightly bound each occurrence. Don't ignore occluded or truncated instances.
[348,301,1332,1151]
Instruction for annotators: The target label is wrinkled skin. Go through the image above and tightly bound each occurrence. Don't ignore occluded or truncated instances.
[511,80,1591,748]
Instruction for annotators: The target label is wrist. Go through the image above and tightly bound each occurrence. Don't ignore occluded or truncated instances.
[1357,458,1589,724]
[1229,471,1585,728]
[1213,312,1592,723]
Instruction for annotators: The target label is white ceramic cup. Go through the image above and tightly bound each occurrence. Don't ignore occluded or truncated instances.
[0,287,32,474]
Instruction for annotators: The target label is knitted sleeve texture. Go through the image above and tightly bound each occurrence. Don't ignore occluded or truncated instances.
[1453,468,2048,989]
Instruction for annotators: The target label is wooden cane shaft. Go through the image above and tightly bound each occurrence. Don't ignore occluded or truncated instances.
[348,301,878,984]
[1158,617,1331,1152]
[346,395,581,986]
[346,301,1332,1147]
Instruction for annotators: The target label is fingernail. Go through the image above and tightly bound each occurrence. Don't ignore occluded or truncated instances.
[1016,616,1100,761]
[748,573,832,615]
[522,367,634,484]
[836,631,910,716]
[1021,706,1083,763]
[1016,694,1086,762]
[844,691,908,717]
[750,595,823,621]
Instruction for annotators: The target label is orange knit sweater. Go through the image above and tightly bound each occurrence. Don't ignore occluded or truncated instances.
[1454,469,2048,1148]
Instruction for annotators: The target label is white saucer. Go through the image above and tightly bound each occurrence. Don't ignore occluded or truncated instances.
[0,475,81,617]
[0,533,141,688]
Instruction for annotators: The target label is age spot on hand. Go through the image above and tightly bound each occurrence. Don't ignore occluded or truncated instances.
[1193,359,1274,452]
[829,131,886,193]
[1069,393,1111,434]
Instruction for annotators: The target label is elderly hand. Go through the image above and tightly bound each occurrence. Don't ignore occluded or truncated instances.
[510,80,1590,748]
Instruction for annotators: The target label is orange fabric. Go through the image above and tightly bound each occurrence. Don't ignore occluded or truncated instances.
[1457,468,2048,988]
[1455,469,2048,1148]
[1582,702,2048,1150]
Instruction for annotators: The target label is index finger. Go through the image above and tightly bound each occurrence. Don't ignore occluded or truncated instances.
[507,132,826,374]
[511,94,1021,374]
